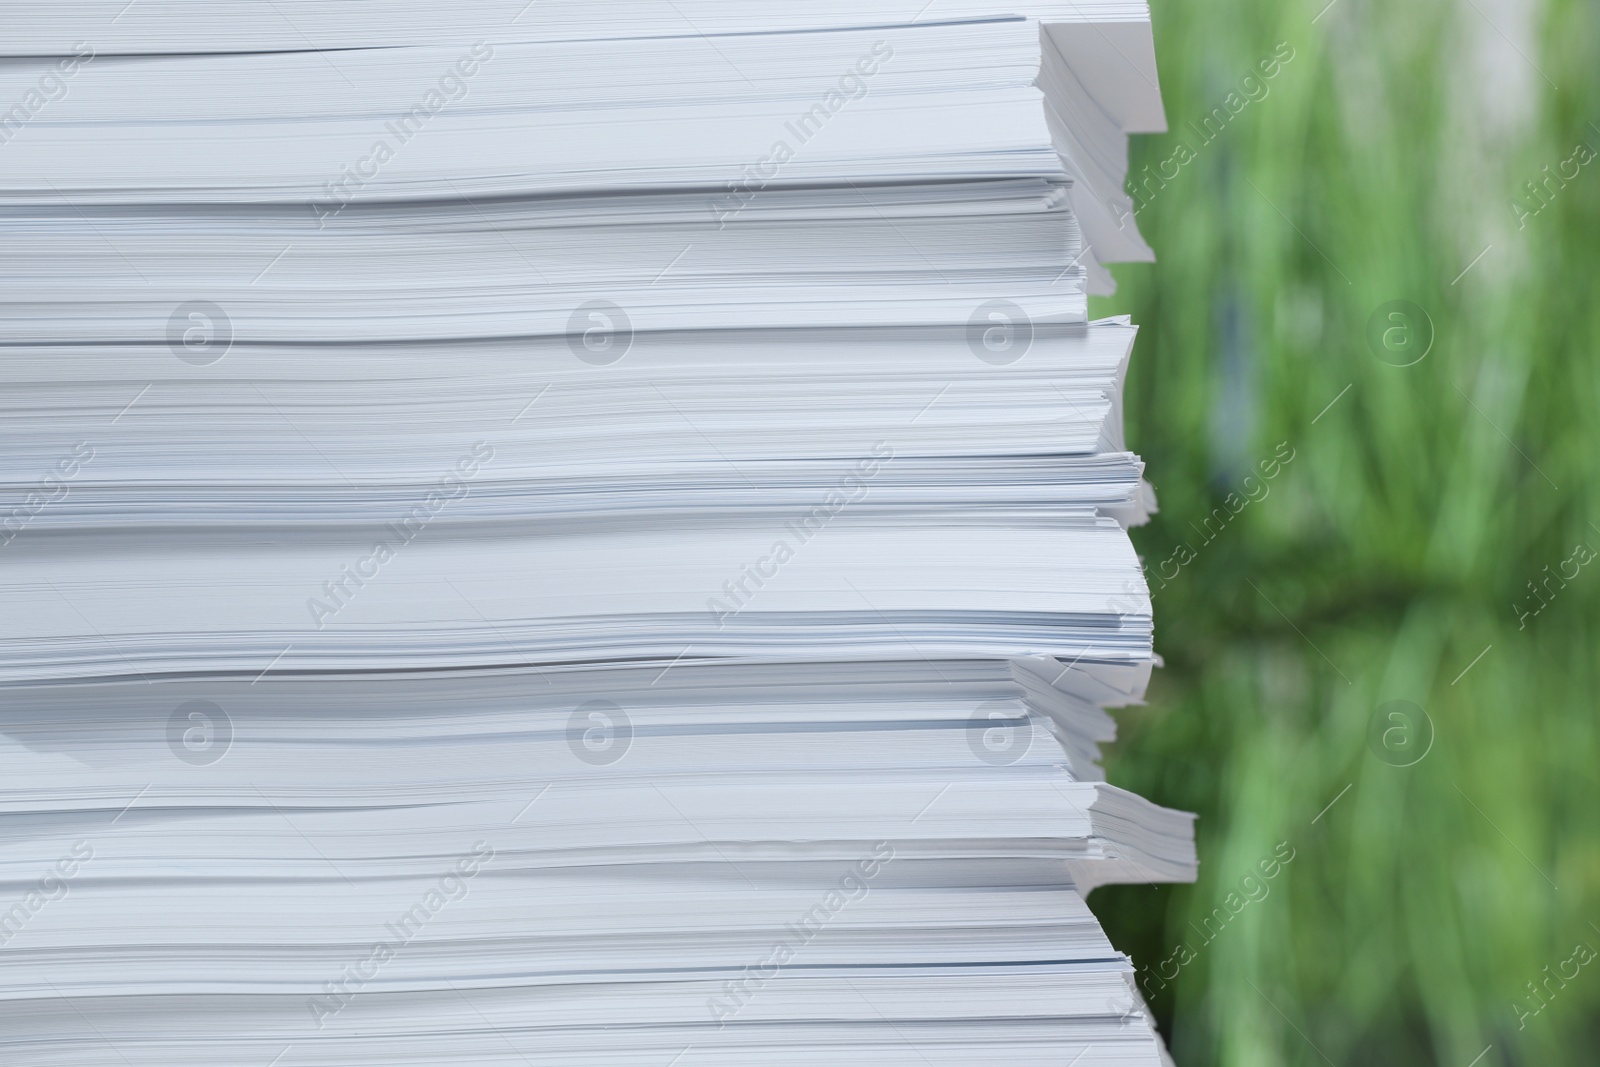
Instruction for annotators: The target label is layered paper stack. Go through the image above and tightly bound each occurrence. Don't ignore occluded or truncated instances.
[0,3,1194,1064]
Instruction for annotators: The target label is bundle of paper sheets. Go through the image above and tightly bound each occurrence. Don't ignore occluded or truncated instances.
[0,3,1193,1064]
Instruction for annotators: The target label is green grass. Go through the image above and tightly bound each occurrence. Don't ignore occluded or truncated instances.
[1087,0,1600,1062]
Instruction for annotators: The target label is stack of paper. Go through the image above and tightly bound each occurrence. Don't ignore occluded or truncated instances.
[0,4,1191,1064]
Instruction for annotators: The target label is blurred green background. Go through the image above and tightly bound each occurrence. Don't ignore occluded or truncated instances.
[1086,0,1600,1063]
